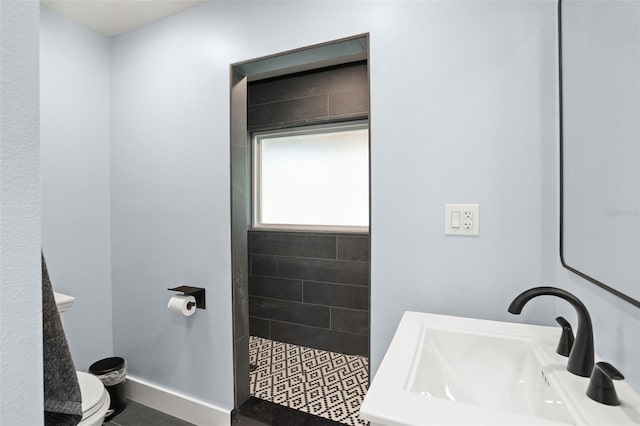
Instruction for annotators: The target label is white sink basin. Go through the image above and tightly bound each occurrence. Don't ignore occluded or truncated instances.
[408,327,575,424]
[360,312,640,426]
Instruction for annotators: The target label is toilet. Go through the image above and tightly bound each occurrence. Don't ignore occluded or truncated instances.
[54,292,111,426]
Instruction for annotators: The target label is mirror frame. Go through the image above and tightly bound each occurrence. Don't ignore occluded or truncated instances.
[558,0,640,309]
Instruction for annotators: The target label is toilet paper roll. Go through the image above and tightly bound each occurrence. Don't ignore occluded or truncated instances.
[167,295,196,316]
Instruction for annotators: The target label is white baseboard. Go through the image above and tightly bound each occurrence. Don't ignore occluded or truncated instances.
[125,375,230,426]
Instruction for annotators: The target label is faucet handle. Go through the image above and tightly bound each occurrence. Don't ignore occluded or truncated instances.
[586,362,624,406]
[555,316,575,357]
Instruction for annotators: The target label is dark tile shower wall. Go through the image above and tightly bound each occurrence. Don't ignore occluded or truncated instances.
[248,61,368,130]
[231,71,250,407]
[248,231,369,356]
[246,62,370,357]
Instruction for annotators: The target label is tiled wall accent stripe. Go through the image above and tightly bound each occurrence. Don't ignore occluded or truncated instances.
[248,275,302,301]
[248,62,367,106]
[247,61,368,130]
[331,307,369,335]
[303,281,368,310]
[337,236,369,261]
[249,296,330,328]
[248,232,336,259]
[248,231,369,356]
[270,321,368,356]
[251,254,369,286]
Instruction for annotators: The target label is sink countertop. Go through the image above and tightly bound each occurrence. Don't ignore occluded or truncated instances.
[360,311,640,426]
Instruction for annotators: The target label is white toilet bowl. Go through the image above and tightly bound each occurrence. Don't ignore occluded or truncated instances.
[54,293,112,425]
[77,372,111,426]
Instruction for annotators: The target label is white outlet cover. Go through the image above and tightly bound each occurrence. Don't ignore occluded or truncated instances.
[445,204,479,236]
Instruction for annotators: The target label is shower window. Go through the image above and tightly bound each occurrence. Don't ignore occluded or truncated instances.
[252,121,369,232]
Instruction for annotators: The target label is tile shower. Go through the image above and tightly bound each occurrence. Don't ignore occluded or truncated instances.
[248,231,369,356]
[236,60,371,424]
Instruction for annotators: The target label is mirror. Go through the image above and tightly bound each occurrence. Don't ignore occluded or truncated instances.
[560,0,640,308]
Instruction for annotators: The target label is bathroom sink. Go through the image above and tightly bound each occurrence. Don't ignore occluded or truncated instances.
[408,327,574,424]
[360,312,640,425]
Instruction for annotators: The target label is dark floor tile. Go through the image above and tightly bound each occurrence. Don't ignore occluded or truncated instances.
[249,296,330,328]
[270,321,368,356]
[337,235,369,261]
[251,254,369,286]
[232,413,270,426]
[303,281,368,310]
[109,400,194,426]
[249,275,302,302]
[234,396,340,426]
[331,307,369,335]
[248,231,336,259]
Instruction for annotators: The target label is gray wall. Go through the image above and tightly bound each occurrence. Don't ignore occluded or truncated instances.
[110,12,235,407]
[7,2,620,419]
[249,231,369,356]
[0,1,42,423]
[367,1,560,375]
[40,5,114,371]
[108,2,569,412]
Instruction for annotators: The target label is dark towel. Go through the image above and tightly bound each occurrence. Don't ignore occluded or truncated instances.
[42,253,83,425]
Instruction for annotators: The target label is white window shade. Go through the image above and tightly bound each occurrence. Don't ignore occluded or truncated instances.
[253,123,369,231]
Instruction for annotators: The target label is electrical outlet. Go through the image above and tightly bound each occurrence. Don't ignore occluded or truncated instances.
[445,204,479,236]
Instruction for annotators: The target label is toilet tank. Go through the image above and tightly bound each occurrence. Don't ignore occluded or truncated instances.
[54,292,75,326]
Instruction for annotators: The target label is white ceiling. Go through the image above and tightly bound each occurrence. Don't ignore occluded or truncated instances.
[41,0,208,37]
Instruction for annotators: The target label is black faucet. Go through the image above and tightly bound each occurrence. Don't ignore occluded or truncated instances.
[587,362,625,406]
[508,286,594,377]
[555,316,575,357]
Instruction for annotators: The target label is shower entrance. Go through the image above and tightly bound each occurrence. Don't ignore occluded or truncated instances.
[250,337,368,425]
[230,35,371,425]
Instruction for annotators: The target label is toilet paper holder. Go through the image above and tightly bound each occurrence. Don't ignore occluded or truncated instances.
[168,286,206,310]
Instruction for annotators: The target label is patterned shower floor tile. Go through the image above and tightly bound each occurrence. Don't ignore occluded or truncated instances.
[249,336,369,426]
